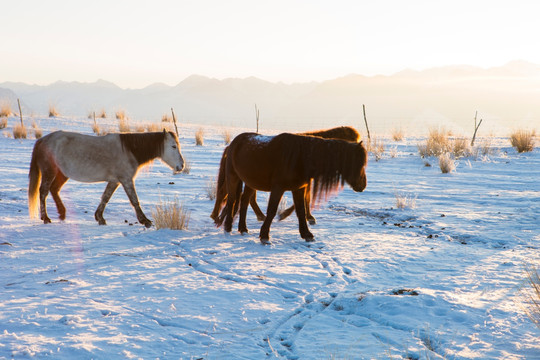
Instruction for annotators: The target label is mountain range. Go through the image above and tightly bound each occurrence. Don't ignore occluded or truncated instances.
[2,60,540,134]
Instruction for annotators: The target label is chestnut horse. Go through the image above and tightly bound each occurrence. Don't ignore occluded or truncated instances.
[210,126,360,224]
[28,130,184,227]
[219,132,367,244]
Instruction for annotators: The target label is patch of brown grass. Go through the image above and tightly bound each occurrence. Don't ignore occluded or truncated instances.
[152,197,190,230]
[13,124,27,139]
[195,128,205,146]
[48,104,59,117]
[161,114,172,123]
[32,122,43,139]
[391,127,405,141]
[118,118,130,133]
[0,103,12,117]
[222,129,232,145]
[510,130,536,153]
[438,152,455,174]
[97,109,107,119]
[418,128,451,157]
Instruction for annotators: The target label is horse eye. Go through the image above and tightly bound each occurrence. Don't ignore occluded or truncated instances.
[172,145,177,149]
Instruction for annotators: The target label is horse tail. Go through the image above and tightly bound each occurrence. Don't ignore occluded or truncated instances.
[28,141,42,219]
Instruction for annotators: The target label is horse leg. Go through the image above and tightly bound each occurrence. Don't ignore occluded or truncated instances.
[94,182,119,225]
[38,169,56,224]
[278,204,295,221]
[292,187,314,241]
[50,171,68,220]
[239,186,254,234]
[120,179,152,228]
[210,182,226,223]
[259,188,285,244]
[250,191,266,221]
[224,176,242,233]
[305,182,316,225]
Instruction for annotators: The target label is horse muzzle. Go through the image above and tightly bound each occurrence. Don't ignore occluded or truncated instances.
[174,165,184,174]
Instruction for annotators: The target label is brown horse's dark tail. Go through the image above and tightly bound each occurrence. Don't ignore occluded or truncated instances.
[28,141,42,219]
[211,147,228,224]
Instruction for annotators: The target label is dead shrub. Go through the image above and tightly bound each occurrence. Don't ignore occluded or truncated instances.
[92,122,101,135]
[13,124,27,139]
[32,122,43,139]
[115,109,127,121]
[222,129,232,145]
[395,191,417,209]
[521,265,540,329]
[438,152,455,174]
[195,128,205,146]
[118,118,130,133]
[510,130,536,153]
[161,114,172,122]
[0,118,7,129]
[98,109,107,119]
[206,177,217,200]
[146,123,160,132]
[451,138,471,158]
[0,103,12,117]
[48,104,59,117]
[418,128,451,157]
[368,136,384,161]
[134,123,146,133]
[391,127,404,141]
[152,197,190,230]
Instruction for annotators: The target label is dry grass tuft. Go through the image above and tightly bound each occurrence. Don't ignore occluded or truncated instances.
[510,130,536,153]
[451,137,471,158]
[48,104,59,117]
[0,118,7,129]
[222,129,232,145]
[438,152,455,174]
[92,122,101,135]
[182,160,192,174]
[206,177,217,200]
[395,191,417,209]
[13,124,27,139]
[522,265,540,329]
[97,109,107,119]
[195,128,205,146]
[418,128,451,157]
[0,103,12,117]
[391,127,405,141]
[368,136,384,161]
[152,197,190,230]
[133,123,146,133]
[161,114,172,123]
[32,122,43,139]
[115,109,127,121]
[146,123,160,132]
[118,117,130,133]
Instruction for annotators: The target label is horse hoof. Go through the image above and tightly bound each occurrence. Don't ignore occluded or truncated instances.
[97,219,107,225]
[260,238,271,245]
[43,218,51,224]
[143,221,152,228]
[240,230,249,235]
[308,218,317,225]
[256,215,266,222]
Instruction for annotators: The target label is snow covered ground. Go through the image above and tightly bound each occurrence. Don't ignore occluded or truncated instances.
[0,116,538,359]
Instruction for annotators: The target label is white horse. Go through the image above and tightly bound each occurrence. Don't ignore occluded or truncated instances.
[28,130,185,227]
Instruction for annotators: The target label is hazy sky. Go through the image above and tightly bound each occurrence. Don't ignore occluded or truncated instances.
[2,0,540,88]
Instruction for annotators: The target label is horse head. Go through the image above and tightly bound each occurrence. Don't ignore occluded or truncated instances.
[161,130,185,174]
[346,141,367,192]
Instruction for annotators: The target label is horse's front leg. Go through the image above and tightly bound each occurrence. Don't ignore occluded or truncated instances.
[259,188,285,244]
[120,179,152,228]
[292,187,314,241]
[95,182,119,225]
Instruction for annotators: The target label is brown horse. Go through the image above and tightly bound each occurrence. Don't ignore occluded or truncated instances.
[28,130,185,227]
[210,126,360,224]
[219,132,367,244]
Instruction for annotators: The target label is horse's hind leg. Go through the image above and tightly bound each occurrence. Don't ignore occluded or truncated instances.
[304,182,316,225]
[50,171,68,220]
[239,186,254,234]
[38,169,56,224]
[95,182,119,225]
[249,191,266,221]
[292,187,314,241]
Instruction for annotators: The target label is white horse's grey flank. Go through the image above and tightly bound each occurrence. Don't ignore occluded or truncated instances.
[28,130,185,227]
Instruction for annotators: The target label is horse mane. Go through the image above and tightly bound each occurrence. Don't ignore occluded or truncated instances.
[300,126,360,143]
[119,132,167,165]
[280,133,366,203]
